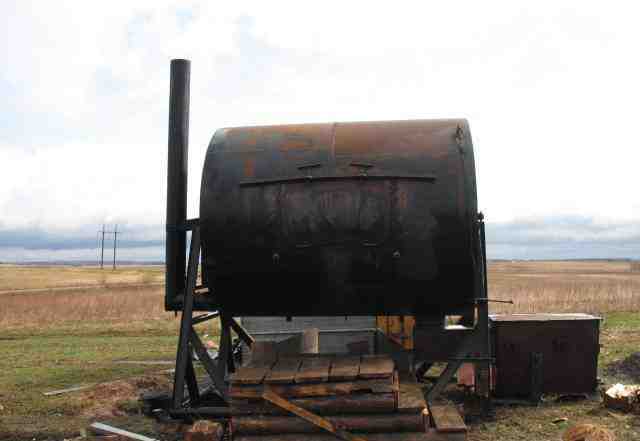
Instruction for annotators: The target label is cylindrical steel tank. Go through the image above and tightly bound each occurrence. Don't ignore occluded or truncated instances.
[200,119,479,316]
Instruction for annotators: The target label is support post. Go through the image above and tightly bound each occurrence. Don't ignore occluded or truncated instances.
[217,314,232,379]
[112,224,118,270]
[172,227,200,408]
[185,356,200,403]
[475,214,491,401]
[100,225,105,269]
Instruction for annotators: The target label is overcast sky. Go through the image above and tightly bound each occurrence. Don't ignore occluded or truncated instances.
[1,1,639,262]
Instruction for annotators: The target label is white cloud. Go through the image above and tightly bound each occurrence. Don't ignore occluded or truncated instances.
[1,0,639,260]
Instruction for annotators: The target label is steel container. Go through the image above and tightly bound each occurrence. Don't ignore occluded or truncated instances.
[200,119,479,316]
[491,313,601,397]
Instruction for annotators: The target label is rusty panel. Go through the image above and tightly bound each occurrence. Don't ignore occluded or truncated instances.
[491,314,600,397]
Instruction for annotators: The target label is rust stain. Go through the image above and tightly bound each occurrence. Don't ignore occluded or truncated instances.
[396,185,409,211]
[243,157,255,178]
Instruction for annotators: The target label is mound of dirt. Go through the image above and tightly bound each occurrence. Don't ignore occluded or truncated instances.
[80,374,170,419]
[81,380,137,418]
[605,352,640,382]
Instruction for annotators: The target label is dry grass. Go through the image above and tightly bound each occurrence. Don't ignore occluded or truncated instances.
[0,285,176,331]
[488,260,640,316]
[1,261,638,330]
[0,264,164,292]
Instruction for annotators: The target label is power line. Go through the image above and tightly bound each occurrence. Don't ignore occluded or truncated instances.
[98,225,122,270]
[100,224,106,269]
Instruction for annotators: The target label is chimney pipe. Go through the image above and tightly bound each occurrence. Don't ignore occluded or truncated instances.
[166,59,190,310]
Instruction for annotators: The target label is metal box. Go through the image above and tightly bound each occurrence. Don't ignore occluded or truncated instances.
[491,313,600,397]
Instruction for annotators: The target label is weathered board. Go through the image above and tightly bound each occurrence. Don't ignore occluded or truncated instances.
[230,361,276,385]
[329,356,361,381]
[89,422,158,441]
[230,376,398,399]
[359,355,395,379]
[234,432,466,441]
[265,357,303,384]
[429,404,467,433]
[234,412,425,434]
[262,389,368,441]
[230,393,397,415]
[295,356,333,383]
[397,373,427,413]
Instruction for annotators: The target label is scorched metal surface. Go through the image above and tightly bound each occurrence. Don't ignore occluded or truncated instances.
[199,120,479,316]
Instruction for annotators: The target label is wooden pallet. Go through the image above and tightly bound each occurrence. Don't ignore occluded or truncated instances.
[229,354,465,440]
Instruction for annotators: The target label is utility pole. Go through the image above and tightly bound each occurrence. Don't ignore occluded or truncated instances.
[112,224,118,270]
[97,225,121,270]
[100,225,105,269]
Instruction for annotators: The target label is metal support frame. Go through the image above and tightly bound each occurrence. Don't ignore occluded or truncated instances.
[171,225,233,414]
[422,213,492,404]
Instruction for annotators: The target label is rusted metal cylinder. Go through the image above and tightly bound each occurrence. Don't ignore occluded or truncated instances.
[200,120,478,316]
[165,59,190,309]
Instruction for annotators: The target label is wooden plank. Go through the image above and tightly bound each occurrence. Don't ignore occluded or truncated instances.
[230,356,277,385]
[89,422,158,441]
[235,431,465,441]
[262,389,369,441]
[398,372,427,413]
[114,360,174,366]
[329,356,360,381]
[295,356,333,383]
[43,384,93,396]
[230,376,398,399]
[231,393,396,415]
[230,362,275,385]
[234,412,425,434]
[359,355,394,379]
[264,357,302,384]
[429,404,467,433]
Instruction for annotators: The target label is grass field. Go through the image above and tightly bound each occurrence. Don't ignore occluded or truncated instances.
[488,260,640,315]
[0,261,639,440]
